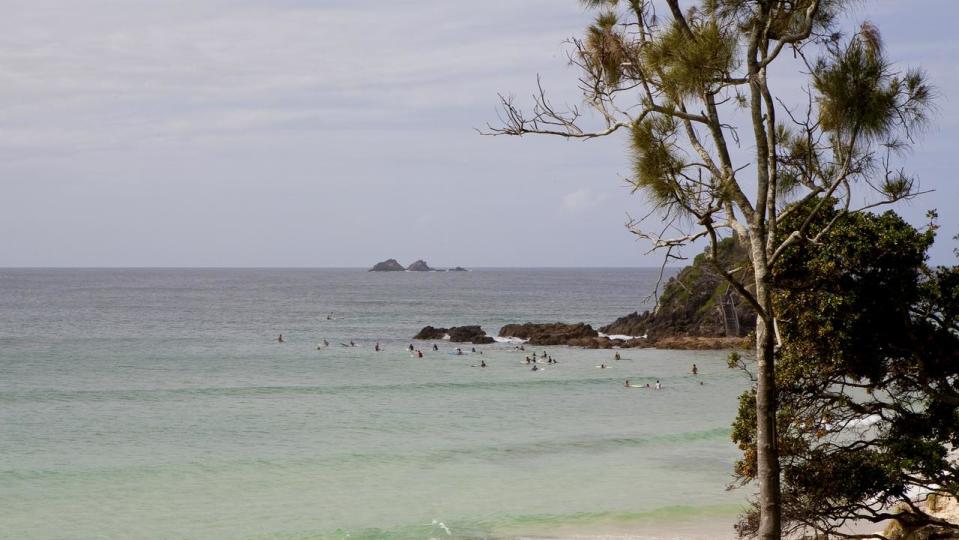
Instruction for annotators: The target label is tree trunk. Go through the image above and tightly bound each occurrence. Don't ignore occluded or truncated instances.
[754,266,782,539]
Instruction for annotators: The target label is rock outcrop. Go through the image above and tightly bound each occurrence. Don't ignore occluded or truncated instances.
[407,260,433,272]
[498,322,599,346]
[881,495,959,539]
[369,259,405,272]
[448,266,468,272]
[601,238,756,340]
[413,325,494,344]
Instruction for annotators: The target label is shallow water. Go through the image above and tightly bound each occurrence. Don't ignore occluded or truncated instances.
[0,269,750,539]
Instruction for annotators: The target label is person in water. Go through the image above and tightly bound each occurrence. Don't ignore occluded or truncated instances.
[600,363,607,369]
[432,344,439,351]
[277,334,284,343]
[416,350,424,358]
[350,340,356,347]
[614,352,621,361]
[323,339,329,347]
[455,348,463,355]
[531,364,539,371]
[471,347,476,353]
[655,380,662,390]
[480,360,486,368]
[374,342,380,352]
[409,344,414,352]
[691,363,699,375]
[624,379,631,387]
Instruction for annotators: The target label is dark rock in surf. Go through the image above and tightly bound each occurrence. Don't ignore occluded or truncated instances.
[448,266,468,272]
[369,259,405,272]
[497,322,599,346]
[413,325,494,344]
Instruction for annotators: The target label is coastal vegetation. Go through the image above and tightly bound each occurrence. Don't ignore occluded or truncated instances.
[731,204,959,539]
[487,0,937,538]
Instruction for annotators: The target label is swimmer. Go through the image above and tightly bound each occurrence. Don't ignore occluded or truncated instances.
[692,363,698,375]
[480,360,487,368]
[277,334,284,343]
[417,350,424,358]
[471,347,476,353]
[374,342,381,352]
[655,380,662,390]
[600,363,607,369]
[432,344,439,351]
[455,348,463,356]
[327,312,333,320]
[531,364,539,371]
[409,344,415,352]
[323,339,329,347]
[625,379,631,388]
[614,352,621,361]
[350,340,356,347]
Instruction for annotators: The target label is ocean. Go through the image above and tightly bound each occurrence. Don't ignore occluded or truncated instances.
[0,269,750,539]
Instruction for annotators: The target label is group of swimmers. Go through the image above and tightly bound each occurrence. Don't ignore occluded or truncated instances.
[280,335,704,385]
[624,379,662,389]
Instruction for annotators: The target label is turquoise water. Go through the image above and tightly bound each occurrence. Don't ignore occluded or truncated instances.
[0,269,750,539]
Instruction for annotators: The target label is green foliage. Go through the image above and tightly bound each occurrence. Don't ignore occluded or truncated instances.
[585,11,633,87]
[814,24,933,142]
[642,17,739,100]
[629,114,686,206]
[730,200,959,537]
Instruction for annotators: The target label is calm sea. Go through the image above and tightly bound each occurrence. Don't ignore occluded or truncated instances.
[0,269,749,539]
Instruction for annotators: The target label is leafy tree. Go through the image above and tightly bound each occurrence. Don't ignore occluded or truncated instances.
[731,203,959,538]
[486,2,933,537]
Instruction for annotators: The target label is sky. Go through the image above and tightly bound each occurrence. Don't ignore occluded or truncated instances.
[1,0,957,267]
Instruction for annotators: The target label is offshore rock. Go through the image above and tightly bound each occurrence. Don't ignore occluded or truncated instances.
[369,259,405,271]
[407,260,433,272]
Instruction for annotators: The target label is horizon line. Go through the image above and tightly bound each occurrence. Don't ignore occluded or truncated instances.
[0,265,684,270]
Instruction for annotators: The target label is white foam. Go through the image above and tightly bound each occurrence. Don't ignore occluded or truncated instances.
[493,336,529,344]
[598,332,646,340]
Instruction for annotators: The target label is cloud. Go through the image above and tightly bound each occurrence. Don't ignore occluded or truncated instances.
[561,188,607,213]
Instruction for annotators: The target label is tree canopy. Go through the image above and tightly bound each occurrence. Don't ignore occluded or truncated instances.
[732,202,959,538]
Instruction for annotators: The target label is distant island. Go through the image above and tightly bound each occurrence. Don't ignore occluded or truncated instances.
[368,259,468,272]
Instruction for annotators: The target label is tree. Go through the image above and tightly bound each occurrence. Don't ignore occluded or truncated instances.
[731,203,959,539]
[486,1,933,538]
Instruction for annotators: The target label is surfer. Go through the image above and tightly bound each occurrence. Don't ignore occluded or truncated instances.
[531,364,539,371]
[471,347,476,353]
[327,313,333,320]
[600,363,607,369]
[614,352,621,361]
[625,379,631,388]
[277,334,284,343]
[455,348,463,356]
[374,342,380,352]
[409,344,415,352]
[350,340,356,347]
[691,363,699,375]
[432,344,439,351]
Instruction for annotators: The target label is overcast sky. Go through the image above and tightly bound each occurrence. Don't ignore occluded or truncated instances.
[1,0,957,267]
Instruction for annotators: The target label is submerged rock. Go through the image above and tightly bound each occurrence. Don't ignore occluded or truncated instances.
[448,266,469,272]
[369,259,405,272]
[407,260,433,272]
